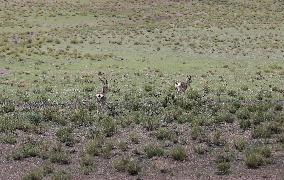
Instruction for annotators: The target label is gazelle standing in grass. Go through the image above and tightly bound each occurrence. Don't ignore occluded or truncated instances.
[96,75,108,114]
[175,75,192,93]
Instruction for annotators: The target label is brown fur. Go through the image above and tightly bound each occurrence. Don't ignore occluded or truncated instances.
[175,75,192,93]
[96,76,108,114]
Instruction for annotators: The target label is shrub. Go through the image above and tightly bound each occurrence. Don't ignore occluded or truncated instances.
[113,157,129,172]
[129,132,140,144]
[171,146,188,161]
[100,117,116,137]
[177,113,192,124]
[49,146,70,164]
[191,126,207,142]
[55,127,76,146]
[51,171,71,180]
[22,169,43,180]
[12,143,41,160]
[70,109,92,126]
[212,130,225,146]
[274,104,283,111]
[234,138,246,151]
[80,155,95,175]
[101,141,114,158]
[163,108,182,123]
[144,144,165,158]
[83,85,95,92]
[42,108,65,125]
[227,90,237,97]
[245,146,271,168]
[86,139,103,156]
[0,133,17,144]
[156,128,177,142]
[252,124,272,139]
[144,84,153,92]
[1,102,15,113]
[186,89,201,100]
[236,108,250,120]
[117,141,128,152]
[194,143,208,154]
[239,119,251,130]
[113,157,141,175]
[245,152,264,169]
[216,162,230,175]
[215,111,235,124]
[27,112,43,125]
[127,160,141,175]
[215,152,234,164]
[141,116,160,131]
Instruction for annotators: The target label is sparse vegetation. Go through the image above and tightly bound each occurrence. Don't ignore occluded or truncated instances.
[171,146,188,161]
[144,144,165,158]
[0,0,283,179]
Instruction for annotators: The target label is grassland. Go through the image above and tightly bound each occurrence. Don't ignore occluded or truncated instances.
[0,0,284,179]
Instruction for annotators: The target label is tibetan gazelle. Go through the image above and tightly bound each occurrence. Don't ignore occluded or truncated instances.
[175,75,192,93]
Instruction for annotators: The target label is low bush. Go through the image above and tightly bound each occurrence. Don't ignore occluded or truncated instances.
[171,146,188,161]
[144,144,165,158]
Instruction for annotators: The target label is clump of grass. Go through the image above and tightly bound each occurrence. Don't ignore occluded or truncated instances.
[0,116,33,133]
[101,141,114,158]
[144,144,165,158]
[212,130,225,146]
[55,127,76,146]
[129,132,140,144]
[194,143,208,155]
[245,146,271,169]
[22,169,43,180]
[113,157,129,172]
[117,141,128,151]
[144,84,153,92]
[49,146,70,165]
[156,128,177,142]
[216,162,231,175]
[239,119,251,130]
[12,142,41,160]
[227,90,237,97]
[245,151,264,169]
[83,85,95,92]
[22,162,54,180]
[215,152,234,164]
[171,145,188,161]
[252,123,272,139]
[113,157,141,175]
[86,138,103,156]
[236,108,250,120]
[27,112,43,125]
[0,133,17,144]
[80,154,95,175]
[141,116,160,131]
[191,126,208,142]
[127,159,141,175]
[42,108,65,125]
[215,111,235,124]
[51,170,71,180]
[1,102,15,113]
[70,109,92,126]
[234,137,246,151]
[100,117,116,137]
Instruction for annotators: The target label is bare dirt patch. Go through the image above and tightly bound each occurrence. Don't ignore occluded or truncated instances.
[0,68,9,77]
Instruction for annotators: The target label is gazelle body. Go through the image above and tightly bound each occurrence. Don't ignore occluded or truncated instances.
[96,76,108,114]
[175,75,192,93]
